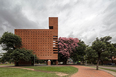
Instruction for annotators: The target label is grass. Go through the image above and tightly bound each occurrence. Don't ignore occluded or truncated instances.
[24,66,78,75]
[0,67,59,77]
[100,68,116,72]
[0,66,78,77]
[0,64,14,65]
[100,65,116,67]
[84,65,116,72]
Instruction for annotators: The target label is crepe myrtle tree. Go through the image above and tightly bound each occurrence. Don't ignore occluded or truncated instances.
[58,37,79,64]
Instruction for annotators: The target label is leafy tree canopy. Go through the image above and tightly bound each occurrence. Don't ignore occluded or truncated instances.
[107,43,116,62]
[1,48,37,63]
[0,32,22,50]
[85,46,97,64]
[71,40,86,63]
[11,48,36,62]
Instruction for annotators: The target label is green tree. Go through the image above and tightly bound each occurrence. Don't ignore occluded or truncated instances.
[1,48,37,66]
[112,43,116,59]
[107,43,116,63]
[12,48,37,66]
[71,40,86,64]
[92,36,111,70]
[0,32,22,50]
[100,51,109,65]
[85,46,97,64]
[0,32,22,62]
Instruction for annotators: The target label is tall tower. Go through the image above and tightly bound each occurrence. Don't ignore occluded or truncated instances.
[49,17,58,36]
[49,17,58,56]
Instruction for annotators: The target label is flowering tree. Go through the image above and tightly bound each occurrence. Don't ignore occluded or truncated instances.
[58,37,79,64]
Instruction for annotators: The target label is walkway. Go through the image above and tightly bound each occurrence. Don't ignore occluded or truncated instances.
[71,65,114,77]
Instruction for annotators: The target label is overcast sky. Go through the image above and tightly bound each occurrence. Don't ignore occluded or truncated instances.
[0,0,116,51]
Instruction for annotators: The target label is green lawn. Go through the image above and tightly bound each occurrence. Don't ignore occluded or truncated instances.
[84,65,116,72]
[100,68,116,72]
[0,67,59,77]
[100,65,116,67]
[0,63,14,65]
[25,66,78,75]
[0,66,78,77]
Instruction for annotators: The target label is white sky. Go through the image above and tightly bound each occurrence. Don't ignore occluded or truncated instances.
[0,0,116,52]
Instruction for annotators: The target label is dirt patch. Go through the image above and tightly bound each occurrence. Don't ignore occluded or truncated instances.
[55,72,68,77]
[10,67,35,71]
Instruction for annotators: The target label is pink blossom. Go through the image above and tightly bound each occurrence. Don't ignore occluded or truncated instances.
[58,37,79,58]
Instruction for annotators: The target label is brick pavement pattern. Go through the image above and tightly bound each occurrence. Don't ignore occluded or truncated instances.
[71,65,114,77]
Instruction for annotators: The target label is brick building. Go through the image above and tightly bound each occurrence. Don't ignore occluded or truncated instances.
[15,17,58,65]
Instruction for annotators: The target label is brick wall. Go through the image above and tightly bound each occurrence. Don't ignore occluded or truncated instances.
[15,17,58,60]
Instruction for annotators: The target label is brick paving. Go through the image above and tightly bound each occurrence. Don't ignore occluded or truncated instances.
[71,65,114,77]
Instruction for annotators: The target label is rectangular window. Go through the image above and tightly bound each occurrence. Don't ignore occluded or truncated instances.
[49,26,53,29]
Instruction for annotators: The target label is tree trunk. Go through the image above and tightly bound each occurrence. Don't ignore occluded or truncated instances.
[96,53,100,70]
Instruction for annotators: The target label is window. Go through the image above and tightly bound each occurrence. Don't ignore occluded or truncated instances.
[49,26,53,29]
